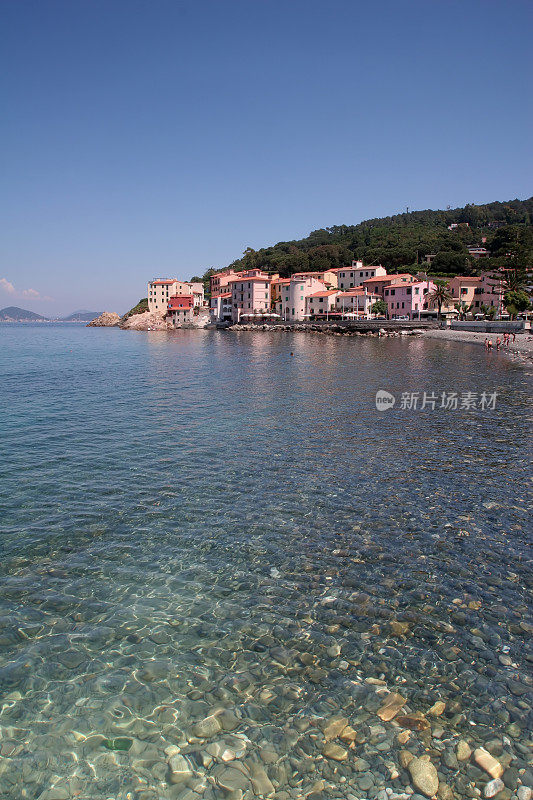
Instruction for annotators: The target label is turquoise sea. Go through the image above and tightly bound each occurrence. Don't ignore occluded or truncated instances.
[0,324,531,800]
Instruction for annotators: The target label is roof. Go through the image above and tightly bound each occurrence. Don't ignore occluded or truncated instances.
[337,290,380,297]
[291,271,332,277]
[384,280,433,292]
[219,292,232,298]
[333,265,383,272]
[228,276,270,284]
[308,290,339,298]
[449,275,481,282]
[151,279,178,285]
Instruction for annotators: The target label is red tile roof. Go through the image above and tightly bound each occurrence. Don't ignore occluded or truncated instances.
[308,290,338,297]
[228,276,270,284]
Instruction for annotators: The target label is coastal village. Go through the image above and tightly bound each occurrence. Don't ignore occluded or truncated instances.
[146,262,507,328]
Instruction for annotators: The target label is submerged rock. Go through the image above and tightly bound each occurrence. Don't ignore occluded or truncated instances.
[377,692,406,721]
[322,741,348,761]
[407,756,439,797]
[474,747,504,779]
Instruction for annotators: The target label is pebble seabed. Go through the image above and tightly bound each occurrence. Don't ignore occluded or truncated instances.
[0,329,531,800]
[0,529,531,800]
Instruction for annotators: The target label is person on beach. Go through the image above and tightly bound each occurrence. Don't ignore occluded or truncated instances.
[487,339,493,350]
[496,337,501,350]
[512,332,516,343]
[484,337,489,349]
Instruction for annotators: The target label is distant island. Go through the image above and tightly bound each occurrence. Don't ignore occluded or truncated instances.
[0,306,48,322]
[61,309,104,322]
[0,306,103,322]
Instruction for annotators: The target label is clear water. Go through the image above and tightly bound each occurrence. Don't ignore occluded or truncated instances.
[0,324,531,800]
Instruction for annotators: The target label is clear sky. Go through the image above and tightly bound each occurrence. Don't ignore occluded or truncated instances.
[1,0,532,315]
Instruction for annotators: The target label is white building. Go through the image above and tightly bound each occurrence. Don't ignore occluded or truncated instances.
[334,261,387,290]
[210,292,233,323]
[307,290,339,317]
[280,275,329,321]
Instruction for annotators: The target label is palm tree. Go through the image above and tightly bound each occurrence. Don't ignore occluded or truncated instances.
[428,281,453,320]
[498,267,527,292]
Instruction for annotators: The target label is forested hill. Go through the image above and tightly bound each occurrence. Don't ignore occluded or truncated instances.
[195,197,533,283]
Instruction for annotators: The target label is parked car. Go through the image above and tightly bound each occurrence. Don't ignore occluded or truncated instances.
[392,315,409,321]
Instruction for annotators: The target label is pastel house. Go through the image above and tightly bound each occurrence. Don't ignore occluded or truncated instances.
[280,275,328,321]
[306,290,339,317]
[148,279,204,313]
[167,294,194,326]
[383,280,436,319]
[333,261,387,290]
[229,270,272,323]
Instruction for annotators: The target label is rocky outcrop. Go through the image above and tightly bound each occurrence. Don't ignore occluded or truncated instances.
[118,310,172,331]
[227,322,426,336]
[87,312,120,327]
[119,309,211,331]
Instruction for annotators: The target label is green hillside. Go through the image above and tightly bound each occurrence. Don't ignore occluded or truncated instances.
[196,197,533,286]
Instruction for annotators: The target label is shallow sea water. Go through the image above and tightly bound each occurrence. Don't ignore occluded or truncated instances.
[0,325,531,800]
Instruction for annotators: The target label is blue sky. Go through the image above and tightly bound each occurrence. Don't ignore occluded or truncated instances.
[1,0,532,315]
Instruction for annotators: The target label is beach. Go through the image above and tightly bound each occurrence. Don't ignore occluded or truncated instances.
[422,327,533,362]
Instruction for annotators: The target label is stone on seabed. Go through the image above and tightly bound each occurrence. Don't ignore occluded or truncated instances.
[377,692,407,721]
[484,778,505,797]
[474,747,504,779]
[456,740,472,761]
[322,741,349,761]
[407,756,439,797]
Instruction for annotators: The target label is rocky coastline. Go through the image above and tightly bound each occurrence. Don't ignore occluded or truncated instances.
[227,323,426,337]
[86,312,121,327]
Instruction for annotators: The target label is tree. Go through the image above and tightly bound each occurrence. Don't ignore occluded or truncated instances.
[371,300,387,316]
[428,280,453,319]
[498,267,527,292]
[504,290,531,318]
[242,247,260,269]
[432,251,469,273]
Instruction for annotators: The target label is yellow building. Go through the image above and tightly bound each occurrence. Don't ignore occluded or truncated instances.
[147,279,204,313]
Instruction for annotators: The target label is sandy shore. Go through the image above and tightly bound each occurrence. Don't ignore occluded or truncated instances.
[422,328,533,362]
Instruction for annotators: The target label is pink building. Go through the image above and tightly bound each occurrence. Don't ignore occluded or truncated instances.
[361,273,416,297]
[229,270,272,323]
[383,280,436,319]
[210,269,240,299]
